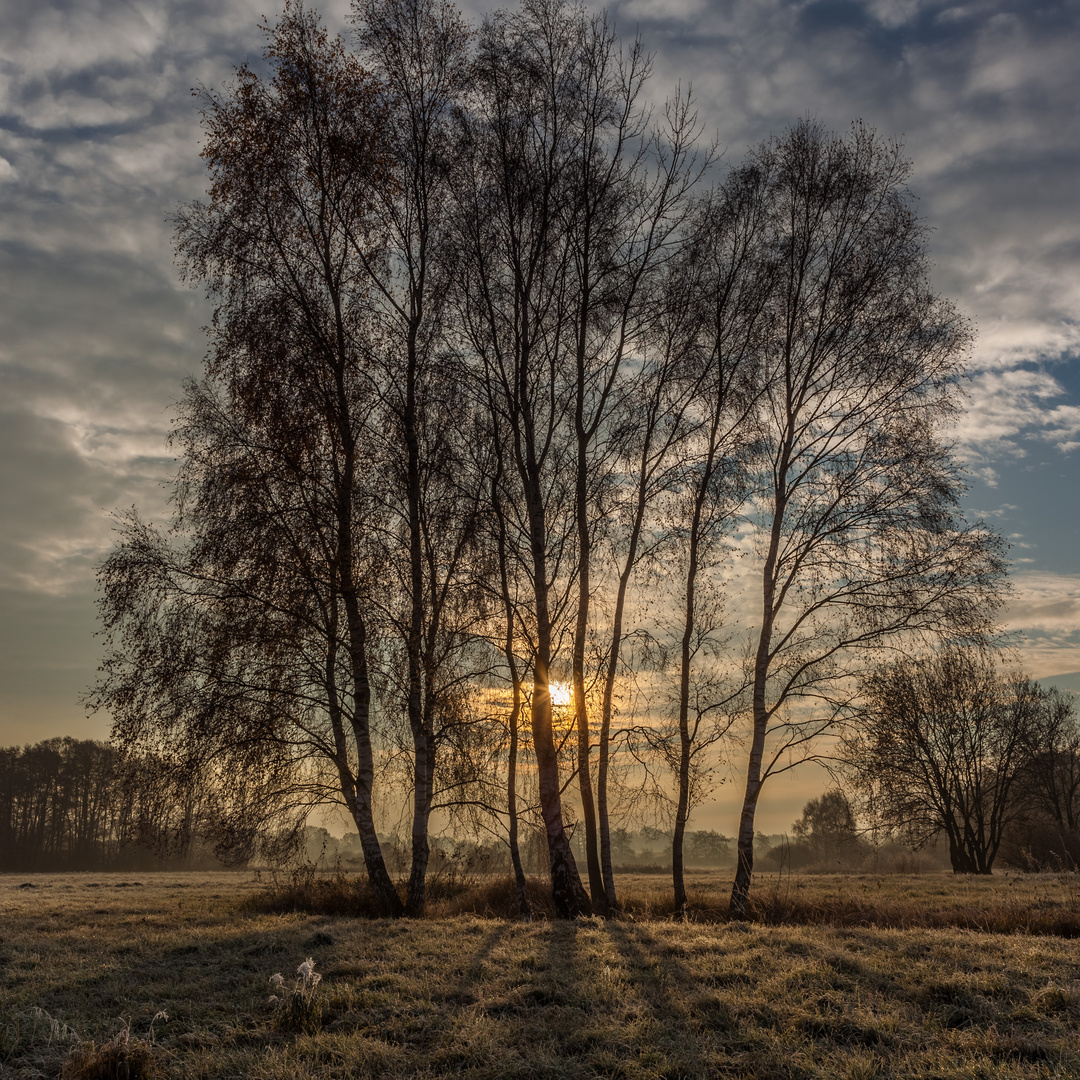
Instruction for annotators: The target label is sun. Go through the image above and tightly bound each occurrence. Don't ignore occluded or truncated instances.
[549,681,572,707]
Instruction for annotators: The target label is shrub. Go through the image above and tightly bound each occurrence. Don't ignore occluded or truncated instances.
[244,864,390,917]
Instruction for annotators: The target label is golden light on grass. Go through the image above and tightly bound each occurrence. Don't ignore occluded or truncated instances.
[5,873,1080,1077]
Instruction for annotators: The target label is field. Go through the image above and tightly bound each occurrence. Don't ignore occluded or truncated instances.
[3,871,1080,1079]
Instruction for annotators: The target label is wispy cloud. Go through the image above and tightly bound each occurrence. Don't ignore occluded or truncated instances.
[1005,571,1080,678]
[955,367,1080,473]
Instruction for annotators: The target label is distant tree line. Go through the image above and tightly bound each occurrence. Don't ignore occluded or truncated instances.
[301,823,736,877]
[90,0,1005,918]
[0,738,225,872]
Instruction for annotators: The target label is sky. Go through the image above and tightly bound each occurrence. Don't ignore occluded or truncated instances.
[1,0,1078,835]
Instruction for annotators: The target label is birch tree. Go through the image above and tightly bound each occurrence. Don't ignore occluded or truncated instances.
[351,0,482,917]
[457,0,705,915]
[728,120,1006,916]
[664,165,774,915]
[93,7,406,914]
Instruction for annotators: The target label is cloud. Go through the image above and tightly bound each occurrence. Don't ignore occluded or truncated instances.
[0,0,361,740]
[0,406,174,594]
[1005,571,1080,678]
[0,0,1078,745]
[617,0,707,22]
[603,2,1080,381]
[955,367,1080,466]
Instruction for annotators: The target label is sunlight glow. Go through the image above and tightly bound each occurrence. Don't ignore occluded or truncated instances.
[549,681,572,707]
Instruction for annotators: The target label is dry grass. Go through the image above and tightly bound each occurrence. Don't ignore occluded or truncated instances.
[2,870,1080,1078]
[620,869,1080,935]
[243,867,562,921]
[248,866,1080,935]
[59,1020,162,1080]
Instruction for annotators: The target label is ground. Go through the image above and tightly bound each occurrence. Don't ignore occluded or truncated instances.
[2,871,1079,1078]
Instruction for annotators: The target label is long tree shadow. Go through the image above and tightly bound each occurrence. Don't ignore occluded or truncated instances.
[605,920,691,1016]
[442,922,510,1006]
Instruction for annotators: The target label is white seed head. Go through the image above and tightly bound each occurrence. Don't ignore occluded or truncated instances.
[270,973,285,988]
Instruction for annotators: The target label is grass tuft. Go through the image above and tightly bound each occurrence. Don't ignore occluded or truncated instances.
[241,865,391,916]
[269,958,324,1035]
[59,1020,162,1080]
[436,873,554,919]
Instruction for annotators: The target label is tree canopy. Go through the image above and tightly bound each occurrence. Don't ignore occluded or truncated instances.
[91,0,1007,918]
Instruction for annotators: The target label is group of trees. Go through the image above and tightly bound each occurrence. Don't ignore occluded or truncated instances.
[761,657,1080,876]
[90,0,1005,918]
[0,739,218,872]
[762,790,868,871]
[844,652,1080,875]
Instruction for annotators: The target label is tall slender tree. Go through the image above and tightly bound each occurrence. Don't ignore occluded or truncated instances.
[456,0,705,915]
[93,6,405,914]
[664,166,776,915]
[590,256,703,912]
[728,120,1005,916]
[351,0,481,917]
[561,57,707,914]
[455,0,599,916]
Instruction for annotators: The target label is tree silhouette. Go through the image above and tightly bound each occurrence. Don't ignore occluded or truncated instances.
[728,120,1005,915]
